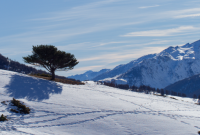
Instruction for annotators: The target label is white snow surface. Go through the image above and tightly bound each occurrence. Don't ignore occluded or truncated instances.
[0,70,200,135]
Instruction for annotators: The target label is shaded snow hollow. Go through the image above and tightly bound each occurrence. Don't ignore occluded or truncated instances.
[0,69,200,135]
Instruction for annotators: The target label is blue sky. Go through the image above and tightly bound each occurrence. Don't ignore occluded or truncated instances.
[1,0,200,76]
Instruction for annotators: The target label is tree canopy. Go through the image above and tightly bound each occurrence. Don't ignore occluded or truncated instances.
[23,45,79,80]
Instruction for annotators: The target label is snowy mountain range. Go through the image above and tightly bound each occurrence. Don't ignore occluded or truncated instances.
[69,40,200,89]
[67,69,110,81]
[116,40,200,88]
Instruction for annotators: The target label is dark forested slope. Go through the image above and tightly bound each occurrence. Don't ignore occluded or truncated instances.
[0,53,45,74]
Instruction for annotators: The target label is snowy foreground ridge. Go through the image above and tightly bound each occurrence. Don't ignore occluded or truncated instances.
[0,70,200,135]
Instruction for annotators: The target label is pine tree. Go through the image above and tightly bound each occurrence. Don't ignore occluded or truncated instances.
[23,45,78,80]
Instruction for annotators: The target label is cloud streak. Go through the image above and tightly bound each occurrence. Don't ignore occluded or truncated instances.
[175,13,200,18]
[122,26,196,37]
[139,5,160,9]
[69,65,105,72]
[31,0,122,22]
[79,46,166,63]
[169,8,200,18]
[64,46,166,76]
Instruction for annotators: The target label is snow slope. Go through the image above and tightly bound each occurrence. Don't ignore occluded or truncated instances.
[0,69,200,135]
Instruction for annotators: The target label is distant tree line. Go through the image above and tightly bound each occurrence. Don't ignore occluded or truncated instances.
[97,81,187,98]
[193,94,200,100]
[131,85,186,97]
[0,53,47,74]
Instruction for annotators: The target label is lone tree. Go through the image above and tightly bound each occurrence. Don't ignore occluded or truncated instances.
[23,45,79,80]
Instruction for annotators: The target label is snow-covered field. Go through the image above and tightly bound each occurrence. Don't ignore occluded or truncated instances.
[0,69,200,135]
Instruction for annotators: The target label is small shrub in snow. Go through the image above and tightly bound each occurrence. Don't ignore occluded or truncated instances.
[0,114,7,121]
[170,97,178,100]
[11,98,30,114]
[1,101,6,105]
[36,73,52,77]
[10,109,19,113]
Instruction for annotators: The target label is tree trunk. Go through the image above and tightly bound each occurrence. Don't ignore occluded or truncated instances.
[51,70,55,80]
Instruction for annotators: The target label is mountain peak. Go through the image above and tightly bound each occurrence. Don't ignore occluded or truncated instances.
[85,70,93,74]
[157,40,200,60]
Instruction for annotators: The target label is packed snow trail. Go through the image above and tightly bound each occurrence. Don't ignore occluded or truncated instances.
[0,70,200,135]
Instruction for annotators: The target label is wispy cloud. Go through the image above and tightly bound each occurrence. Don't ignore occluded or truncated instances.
[57,40,169,52]
[139,5,160,9]
[69,65,105,72]
[31,0,122,22]
[91,41,129,48]
[57,41,128,51]
[126,40,171,47]
[175,13,200,18]
[63,46,166,76]
[0,21,134,48]
[79,46,166,63]
[122,26,196,37]
[91,40,171,51]
[170,8,200,18]
[57,42,92,51]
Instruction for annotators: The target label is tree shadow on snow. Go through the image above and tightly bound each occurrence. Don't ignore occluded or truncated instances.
[4,74,63,101]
